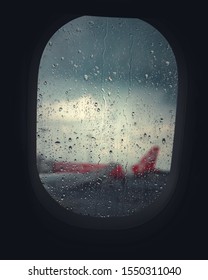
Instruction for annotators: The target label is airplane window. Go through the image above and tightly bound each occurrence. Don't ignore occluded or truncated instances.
[37,16,178,220]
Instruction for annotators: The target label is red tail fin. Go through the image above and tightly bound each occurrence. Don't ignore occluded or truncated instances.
[132,146,160,176]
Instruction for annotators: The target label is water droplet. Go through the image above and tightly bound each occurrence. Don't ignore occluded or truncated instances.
[145,73,148,79]
[162,138,166,144]
[55,141,60,144]
[49,41,53,46]
[68,137,72,141]
[69,146,72,150]
[76,27,81,32]
[165,61,170,66]
[61,56,64,60]
[84,74,89,81]
[97,108,100,112]
[59,107,63,112]
[108,76,112,82]
[88,20,94,26]
[61,194,66,201]
[43,81,47,85]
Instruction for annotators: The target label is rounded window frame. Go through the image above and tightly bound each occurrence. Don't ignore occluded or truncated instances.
[28,15,187,230]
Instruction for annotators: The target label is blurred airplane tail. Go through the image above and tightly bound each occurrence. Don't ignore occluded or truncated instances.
[132,146,160,176]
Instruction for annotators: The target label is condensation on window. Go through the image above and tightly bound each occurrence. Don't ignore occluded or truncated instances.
[37,16,178,217]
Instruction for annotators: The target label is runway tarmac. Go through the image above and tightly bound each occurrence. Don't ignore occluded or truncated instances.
[41,172,169,217]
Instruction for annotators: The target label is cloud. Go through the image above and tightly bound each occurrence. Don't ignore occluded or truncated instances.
[40,95,102,122]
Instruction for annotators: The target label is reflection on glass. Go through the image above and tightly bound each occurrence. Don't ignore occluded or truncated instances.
[37,16,178,217]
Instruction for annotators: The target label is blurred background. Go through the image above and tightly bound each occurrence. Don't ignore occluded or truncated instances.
[37,16,178,173]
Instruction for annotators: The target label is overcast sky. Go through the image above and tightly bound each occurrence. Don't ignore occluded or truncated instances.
[37,16,178,171]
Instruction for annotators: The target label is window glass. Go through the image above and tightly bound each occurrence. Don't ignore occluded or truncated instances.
[37,16,178,217]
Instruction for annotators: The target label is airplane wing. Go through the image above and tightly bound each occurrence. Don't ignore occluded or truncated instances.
[39,162,121,190]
